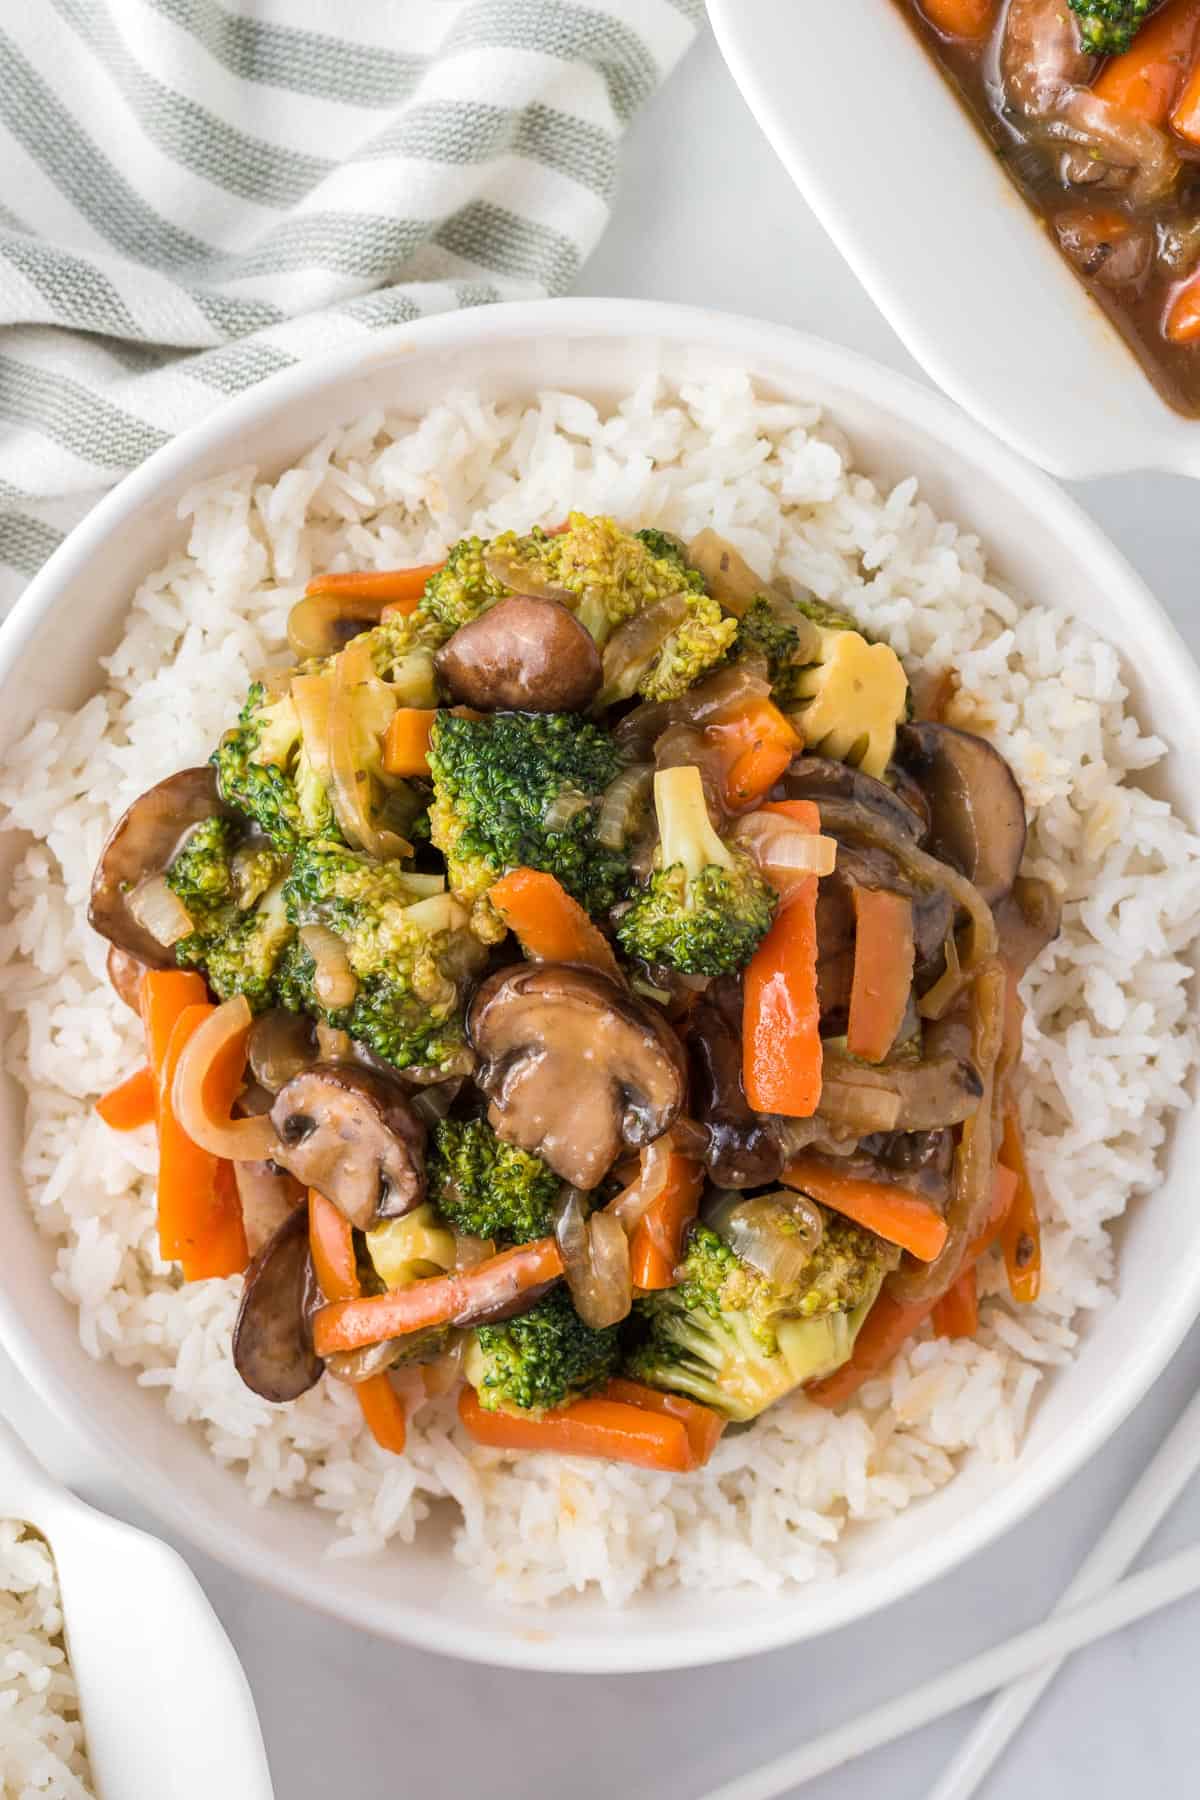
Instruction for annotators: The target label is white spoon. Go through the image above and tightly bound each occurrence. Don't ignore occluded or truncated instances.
[0,1414,273,1800]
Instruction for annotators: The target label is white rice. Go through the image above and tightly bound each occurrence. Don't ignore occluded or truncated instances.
[3,372,1199,1608]
[0,1522,92,1797]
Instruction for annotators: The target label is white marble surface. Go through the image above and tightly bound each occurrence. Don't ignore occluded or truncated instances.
[5,24,1200,1800]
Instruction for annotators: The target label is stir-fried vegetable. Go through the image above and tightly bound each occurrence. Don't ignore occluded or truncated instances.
[88,504,1045,1471]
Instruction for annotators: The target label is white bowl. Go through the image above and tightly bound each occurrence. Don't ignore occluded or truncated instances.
[2,299,1199,1672]
[708,0,1200,482]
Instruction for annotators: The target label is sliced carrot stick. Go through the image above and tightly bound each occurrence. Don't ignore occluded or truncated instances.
[780,1157,949,1263]
[846,887,915,1063]
[313,1237,564,1356]
[355,1375,410,1453]
[458,1385,694,1471]
[488,867,621,978]
[808,1163,1018,1407]
[1170,47,1200,139]
[94,1065,156,1132]
[304,560,444,606]
[628,1152,705,1289]
[931,1264,979,1339]
[1166,266,1200,342]
[308,1189,408,1453]
[382,707,438,777]
[743,823,822,1118]
[706,699,802,810]
[603,1378,725,1467]
[1000,1103,1042,1304]
[179,1161,250,1283]
[918,0,996,36]
[155,1003,222,1264]
[1093,0,1200,123]
[139,969,208,1079]
[308,1189,358,1301]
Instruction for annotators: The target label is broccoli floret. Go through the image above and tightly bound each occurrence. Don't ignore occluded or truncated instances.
[616,764,775,976]
[165,816,240,930]
[412,535,508,644]
[429,1116,561,1245]
[212,682,335,850]
[176,880,296,1013]
[634,527,701,580]
[735,595,804,682]
[624,1210,896,1422]
[427,709,631,913]
[636,591,739,704]
[1067,0,1153,51]
[465,1287,620,1414]
[280,844,487,1073]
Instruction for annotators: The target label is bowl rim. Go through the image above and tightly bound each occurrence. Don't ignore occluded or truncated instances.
[3,295,1200,1671]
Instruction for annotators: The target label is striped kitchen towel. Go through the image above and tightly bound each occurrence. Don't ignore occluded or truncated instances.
[0,0,701,608]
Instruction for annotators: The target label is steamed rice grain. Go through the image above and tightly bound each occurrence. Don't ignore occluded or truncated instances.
[0,1522,93,1798]
[3,373,1199,1607]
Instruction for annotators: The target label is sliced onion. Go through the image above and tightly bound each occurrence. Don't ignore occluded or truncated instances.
[315,1024,353,1060]
[733,812,839,889]
[172,994,277,1161]
[685,529,765,616]
[598,593,688,704]
[483,547,574,602]
[422,1336,466,1398]
[606,1139,671,1235]
[288,592,384,660]
[816,1077,902,1135]
[328,639,408,860]
[299,924,357,1009]
[555,1188,634,1328]
[248,1008,316,1092]
[597,763,653,849]
[127,875,193,948]
[290,672,333,780]
[704,1190,824,1285]
[542,788,590,832]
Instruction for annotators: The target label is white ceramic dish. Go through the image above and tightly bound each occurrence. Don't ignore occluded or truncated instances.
[708,0,1200,482]
[0,1414,272,1798]
[1,299,1199,1672]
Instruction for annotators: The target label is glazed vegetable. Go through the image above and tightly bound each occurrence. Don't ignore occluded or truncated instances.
[1166,267,1200,343]
[931,1265,979,1338]
[1066,0,1154,52]
[94,1065,156,1132]
[171,994,277,1162]
[846,887,915,1064]
[789,629,909,781]
[308,1189,409,1454]
[742,800,823,1118]
[437,595,602,713]
[1170,50,1200,141]
[457,1383,702,1470]
[463,1286,620,1413]
[920,0,997,36]
[304,561,444,606]
[312,1237,565,1355]
[624,1216,896,1421]
[428,1114,561,1245]
[427,709,631,913]
[489,866,621,977]
[628,1151,705,1290]
[1000,1102,1043,1303]
[616,765,777,976]
[1091,0,1200,120]
[602,1377,725,1466]
[155,1003,249,1277]
[381,708,437,777]
[705,697,803,808]
[279,843,485,1073]
[780,1157,950,1263]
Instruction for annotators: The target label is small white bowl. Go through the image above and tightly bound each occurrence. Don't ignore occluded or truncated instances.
[709,0,1200,481]
[1,299,1199,1671]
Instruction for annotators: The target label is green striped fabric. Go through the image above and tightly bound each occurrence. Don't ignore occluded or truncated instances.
[0,0,701,606]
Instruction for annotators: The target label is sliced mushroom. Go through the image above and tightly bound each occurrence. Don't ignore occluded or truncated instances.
[232,1207,324,1403]
[843,1129,955,1208]
[288,591,388,660]
[89,767,232,967]
[435,595,602,712]
[248,1009,318,1094]
[688,988,783,1189]
[896,723,1027,907]
[468,963,687,1190]
[106,945,148,1013]
[779,756,928,844]
[268,1063,426,1231]
[233,1160,306,1257]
